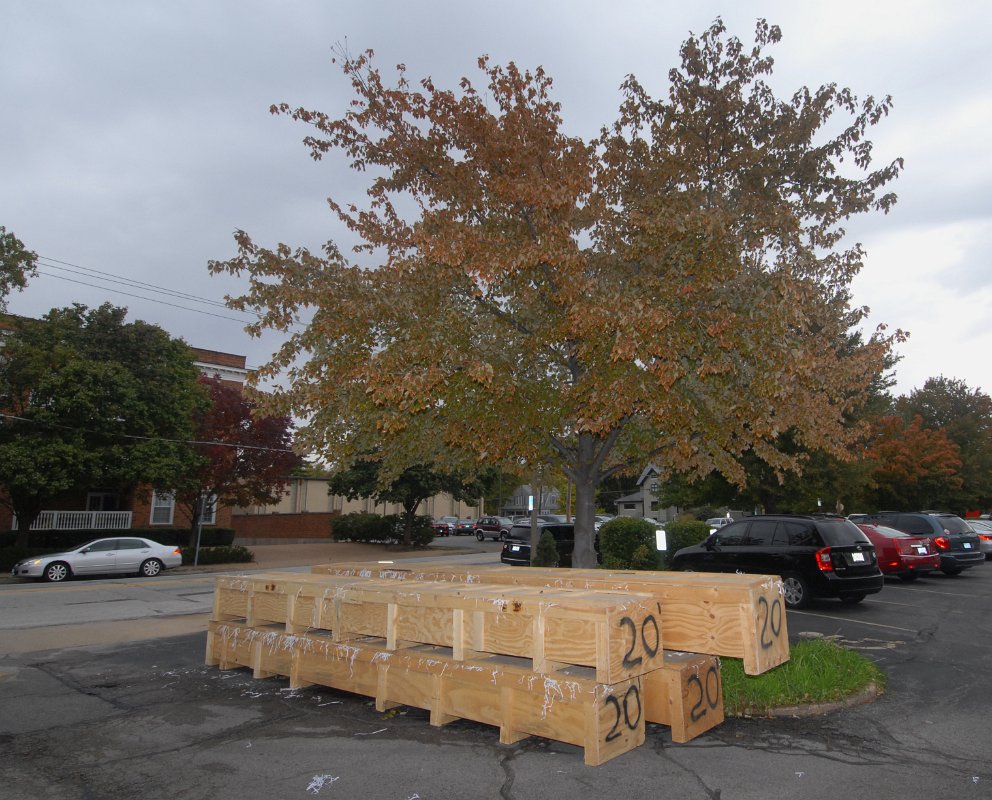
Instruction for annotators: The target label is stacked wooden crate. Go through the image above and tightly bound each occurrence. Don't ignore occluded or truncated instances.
[205,564,789,765]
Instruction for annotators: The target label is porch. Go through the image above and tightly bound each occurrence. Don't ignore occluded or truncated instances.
[13,510,134,531]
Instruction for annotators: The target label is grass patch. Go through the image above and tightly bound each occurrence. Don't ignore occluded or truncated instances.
[721,637,885,716]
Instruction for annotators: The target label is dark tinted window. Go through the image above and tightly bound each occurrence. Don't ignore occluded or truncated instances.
[746,520,778,546]
[508,525,530,540]
[816,519,871,546]
[936,515,973,534]
[894,515,934,536]
[714,522,747,546]
[785,522,819,547]
[868,525,912,540]
[117,539,150,550]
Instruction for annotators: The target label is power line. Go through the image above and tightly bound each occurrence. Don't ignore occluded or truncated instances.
[0,412,301,455]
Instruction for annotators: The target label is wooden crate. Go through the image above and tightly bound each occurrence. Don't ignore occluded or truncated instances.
[310,562,788,675]
[211,572,666,684]
[205,621,645,766]
[641,651,724,742]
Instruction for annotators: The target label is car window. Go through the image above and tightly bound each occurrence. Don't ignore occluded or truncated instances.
[785,522,820,547]
[936,516,973,534]
[508,525,530,540]
[894,515,933,536]
[715,523,747,546]
[85,540,119,551]
[816,519,870,546]
[870,525,912,539]
[745,520,777,546]
[117,539,150,549]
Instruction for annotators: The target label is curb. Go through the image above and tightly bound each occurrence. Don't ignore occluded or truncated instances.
[733,681,883,719]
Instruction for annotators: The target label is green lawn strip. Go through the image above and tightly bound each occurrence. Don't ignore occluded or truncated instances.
[721,637,886,716]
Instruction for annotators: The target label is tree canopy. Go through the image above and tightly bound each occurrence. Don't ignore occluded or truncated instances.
[0,226,37,311]
[174,376,301,542]
[212,19,903,566]
[0,304,207,536]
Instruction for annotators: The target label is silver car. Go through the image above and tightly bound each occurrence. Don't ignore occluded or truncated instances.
[11,536,183,582]
[967,519,992,558]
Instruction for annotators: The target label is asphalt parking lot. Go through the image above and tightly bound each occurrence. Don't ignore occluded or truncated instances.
[0,556,989,800]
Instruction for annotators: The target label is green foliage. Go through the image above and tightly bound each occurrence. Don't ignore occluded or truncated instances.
[180,545,254,565]
[598,517,660,570]
[663,519,711,566]
[331,512,434,547]
[0,527,234,549]
[533,530,560,567]
[0,225,38,310]
[0,304,208,537]
[721,638,885,716]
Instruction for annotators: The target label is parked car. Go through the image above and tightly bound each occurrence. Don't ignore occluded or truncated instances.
[433,516,458,536]
[862,512,985,575]
[431,520,451,537]
[453,518,476,536]
[966,519,992,559]
[473,516,514,541]
[706,517,732,529]
[670,514,884,609]
[500,522,598,567]
[855,523,940,580]
[11,536,183,582]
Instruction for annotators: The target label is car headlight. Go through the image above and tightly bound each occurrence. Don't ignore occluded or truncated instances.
[31,559,43,566]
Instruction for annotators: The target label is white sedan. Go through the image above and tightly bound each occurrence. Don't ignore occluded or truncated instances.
[11,536,183,582]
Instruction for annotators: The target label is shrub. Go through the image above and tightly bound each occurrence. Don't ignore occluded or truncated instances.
[598,517,661,570]
[331,512,434,546]
[180,545,255,565]
[663,518,712,567]
[533,530,560,567]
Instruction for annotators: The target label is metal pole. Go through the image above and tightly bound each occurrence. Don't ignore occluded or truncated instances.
[194,494,205,566]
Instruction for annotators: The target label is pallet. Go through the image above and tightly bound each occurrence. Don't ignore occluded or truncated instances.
[205,620,645,766]
[211,572,666,684]
[310,562,789,675]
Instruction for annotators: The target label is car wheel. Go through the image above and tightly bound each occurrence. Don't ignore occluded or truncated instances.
[499,531,507,542]
[139,558,164,577]
[43,561,71,582]
[840,593,866,604]
[781,573,810,609]
[475,531,485,541]
[941,566,963,576]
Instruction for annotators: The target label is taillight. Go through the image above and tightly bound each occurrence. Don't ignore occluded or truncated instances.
[933,536,950,550]
[978,534,992,542]
[172,548,181,555]
[815,547,834,571]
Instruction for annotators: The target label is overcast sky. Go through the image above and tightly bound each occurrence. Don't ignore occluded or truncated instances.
[3,1,990,397]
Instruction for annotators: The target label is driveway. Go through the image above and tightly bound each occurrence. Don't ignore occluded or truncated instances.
[0,555,988,799]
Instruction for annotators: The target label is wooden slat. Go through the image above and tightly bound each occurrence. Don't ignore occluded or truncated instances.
[210,572,665,684]
[641,651,724,742]
[205,621,645,766]
[310,562,789,675]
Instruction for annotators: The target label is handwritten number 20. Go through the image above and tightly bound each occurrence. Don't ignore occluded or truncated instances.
[605,685,642,742]
[620,614,661,669]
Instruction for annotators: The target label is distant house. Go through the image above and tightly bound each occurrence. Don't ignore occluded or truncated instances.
[614,464,679,522]
[500,484,561,518]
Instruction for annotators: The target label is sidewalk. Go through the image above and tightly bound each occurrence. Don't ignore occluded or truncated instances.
[175,540,485,574]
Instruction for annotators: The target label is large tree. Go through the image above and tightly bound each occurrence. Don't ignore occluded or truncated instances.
[329,460,492,546]
[0,226,37,311]
[895,377,992,512]
[0,304,207,540]
[212,20,903,567]
[174,376,301,543]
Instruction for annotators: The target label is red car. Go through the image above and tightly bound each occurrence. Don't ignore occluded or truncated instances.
[856,523,939,581]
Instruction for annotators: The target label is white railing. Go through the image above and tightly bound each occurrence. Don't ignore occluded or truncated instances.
[13,510,134,531]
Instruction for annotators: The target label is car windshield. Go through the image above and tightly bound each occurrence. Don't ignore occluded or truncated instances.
[867,525,913,539]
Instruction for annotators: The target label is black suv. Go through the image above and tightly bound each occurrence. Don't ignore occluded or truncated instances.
[500,522,595,567]
[862,512,984,575]
[670,515,883,609]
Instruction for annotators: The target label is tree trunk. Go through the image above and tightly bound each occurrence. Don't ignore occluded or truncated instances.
[13,507,42,549]
[571,471,599,568]
[402,498,422,546]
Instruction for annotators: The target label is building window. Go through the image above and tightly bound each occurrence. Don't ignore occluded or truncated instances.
[199,493,217,525]
[151,490,175,525]
[86,492,119,511]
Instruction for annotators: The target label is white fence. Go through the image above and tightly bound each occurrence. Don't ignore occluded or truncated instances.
[13,511,134,531]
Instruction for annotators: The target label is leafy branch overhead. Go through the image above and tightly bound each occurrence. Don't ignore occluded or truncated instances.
[211,18,904,567]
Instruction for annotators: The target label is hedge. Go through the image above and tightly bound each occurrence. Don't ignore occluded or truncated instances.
[180,545,254,565]
[331,513,434,547]
[663,518,712,567]
[598,517,662,570]
[0,528,235,550]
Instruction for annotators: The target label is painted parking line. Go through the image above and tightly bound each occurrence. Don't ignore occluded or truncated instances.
[789,610,918,634]
[881,584,990,600]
